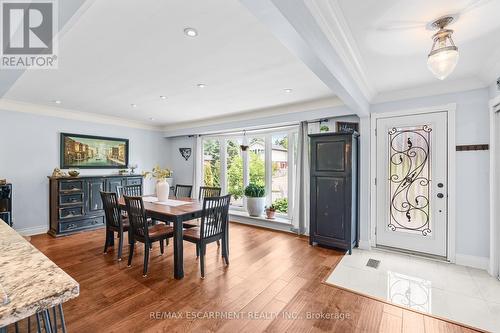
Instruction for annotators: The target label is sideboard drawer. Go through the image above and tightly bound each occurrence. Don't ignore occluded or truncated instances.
[59,193,84,206]
[59,206,84,219]
[59,180,84,192]
[126,177,142,186]
[59,216,104,233]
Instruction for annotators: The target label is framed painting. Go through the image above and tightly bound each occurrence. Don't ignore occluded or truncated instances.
[60,133,129,169]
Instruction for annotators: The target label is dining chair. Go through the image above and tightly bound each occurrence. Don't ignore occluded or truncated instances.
[120,184,143,196]
[124,195,174,277]
[183,194,231,278]
[100,191,129,261]
[175,184,193,198]
[198,186,221,201]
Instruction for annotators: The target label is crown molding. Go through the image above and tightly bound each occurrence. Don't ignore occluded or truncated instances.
[162,96,343,133]
[0,98,162,131]
[305,0,377,101]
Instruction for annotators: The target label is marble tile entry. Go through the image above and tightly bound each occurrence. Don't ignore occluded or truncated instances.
[325,249,500,332]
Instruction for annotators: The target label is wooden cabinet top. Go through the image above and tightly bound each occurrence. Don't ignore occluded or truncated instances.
[47,174,143,180]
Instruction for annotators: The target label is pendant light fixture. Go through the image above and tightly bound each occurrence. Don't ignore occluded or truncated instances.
[240,130,249,151]
[427,16,459,80]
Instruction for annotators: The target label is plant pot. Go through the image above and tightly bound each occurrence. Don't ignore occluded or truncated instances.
[246,197,265,217]
[156,179,170,202]
[265,209,276,219]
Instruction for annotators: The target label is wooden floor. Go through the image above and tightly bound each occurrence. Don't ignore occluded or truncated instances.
[29,223,479,333]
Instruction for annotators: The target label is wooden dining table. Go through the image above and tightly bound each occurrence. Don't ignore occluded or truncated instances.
[118,196,203,279]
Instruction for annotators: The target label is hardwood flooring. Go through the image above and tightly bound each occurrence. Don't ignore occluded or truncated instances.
[28,223,479,333]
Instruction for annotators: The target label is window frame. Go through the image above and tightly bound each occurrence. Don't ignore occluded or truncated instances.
[201,126,298,220]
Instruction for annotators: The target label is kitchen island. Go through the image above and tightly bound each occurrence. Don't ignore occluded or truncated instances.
[0,220,79,332]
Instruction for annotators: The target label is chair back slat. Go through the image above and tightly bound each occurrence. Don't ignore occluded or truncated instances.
[100,191,121,228]
[200,194,231,239]
[124,196,149,239]
[175,184,193,198]
[198,186,221,201]
[121,184,142,197]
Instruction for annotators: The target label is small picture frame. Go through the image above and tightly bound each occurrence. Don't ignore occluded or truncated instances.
[336,121,359,133]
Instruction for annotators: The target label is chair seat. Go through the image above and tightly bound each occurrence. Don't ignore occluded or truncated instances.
[148,224,174,239]
[183,221,198,228]
[183,227,201,241]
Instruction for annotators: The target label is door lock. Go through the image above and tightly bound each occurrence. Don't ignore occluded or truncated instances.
[437,193,444,198]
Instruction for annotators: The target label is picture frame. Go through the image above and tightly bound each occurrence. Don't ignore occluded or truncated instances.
[336,121,359,133]
[60,133,129,169]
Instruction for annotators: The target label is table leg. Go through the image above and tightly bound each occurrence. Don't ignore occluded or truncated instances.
[173,216,184,279]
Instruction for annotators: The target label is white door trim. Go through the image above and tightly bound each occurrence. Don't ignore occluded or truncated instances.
[370,103,456,262]
[489,95,500,277]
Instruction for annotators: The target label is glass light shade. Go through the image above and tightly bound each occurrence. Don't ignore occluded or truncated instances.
[427,48,459,80]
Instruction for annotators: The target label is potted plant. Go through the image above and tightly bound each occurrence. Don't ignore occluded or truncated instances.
[265,204,276,219]
[143,165,173,202]
[244,184,265,217]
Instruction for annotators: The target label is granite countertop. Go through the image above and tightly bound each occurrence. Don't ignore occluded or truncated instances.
[0,220,79,327]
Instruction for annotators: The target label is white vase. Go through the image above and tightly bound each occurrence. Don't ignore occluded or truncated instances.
[246,197,265,217]
[156,179,170,201]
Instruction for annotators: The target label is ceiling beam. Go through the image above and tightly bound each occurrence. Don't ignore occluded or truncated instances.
[240,0,369,116]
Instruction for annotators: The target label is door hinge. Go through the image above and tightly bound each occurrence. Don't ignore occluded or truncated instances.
[375,128,377,136]
[374,178,377,185]
[375,227,377,235]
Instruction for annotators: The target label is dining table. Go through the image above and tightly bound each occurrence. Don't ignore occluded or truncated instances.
[118,196,203,279]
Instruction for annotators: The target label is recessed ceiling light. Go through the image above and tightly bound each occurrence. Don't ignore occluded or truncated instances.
[284,89,293,93]
[149,117,155,121]
[197,83,206,88]
[184,27,198,37]
[160,95,167,100]
[53,100,62,104]
[131,104,137,108]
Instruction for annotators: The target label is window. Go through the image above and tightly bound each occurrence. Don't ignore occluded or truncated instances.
[202,139,220,187]
[201,126,297,220]
[226,138,243,207]
[272,134,289,214]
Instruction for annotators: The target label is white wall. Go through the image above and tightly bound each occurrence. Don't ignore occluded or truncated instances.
[0,109,168,234]
[489,82,500,99]
[165,136,196,187]
[371,88,491,260]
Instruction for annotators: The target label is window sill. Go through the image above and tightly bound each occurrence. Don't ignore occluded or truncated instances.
[229,210,293,233]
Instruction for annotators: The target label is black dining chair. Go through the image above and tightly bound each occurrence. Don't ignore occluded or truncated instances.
[124,195,174,277]
[198,186,221,201]
[175,184,193,198]
[183,194,231,278]
[117,184,142,197]
[100,191,129,261]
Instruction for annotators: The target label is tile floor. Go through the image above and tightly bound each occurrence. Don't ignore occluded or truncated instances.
[325,249,500,332]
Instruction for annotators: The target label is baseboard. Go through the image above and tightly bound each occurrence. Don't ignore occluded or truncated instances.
[455,253,489,270]
[358,239,371,250]
[15,225,48,236]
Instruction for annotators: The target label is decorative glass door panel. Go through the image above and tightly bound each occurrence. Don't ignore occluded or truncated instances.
[376,112,447,257]
[388,125,432,236]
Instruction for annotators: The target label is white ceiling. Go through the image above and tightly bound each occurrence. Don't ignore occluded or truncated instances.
[312,0,500,101]
[4,0,333,125]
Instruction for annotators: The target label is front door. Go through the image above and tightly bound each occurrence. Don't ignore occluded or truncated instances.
[376,112,448,257]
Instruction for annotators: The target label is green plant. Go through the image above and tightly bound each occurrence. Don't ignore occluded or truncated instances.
[272,198,288,213]
[320,125,330,132]
[266,204,276,212]
[244,184,265,198]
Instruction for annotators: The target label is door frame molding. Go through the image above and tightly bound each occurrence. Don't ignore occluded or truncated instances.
[489,95,500,277]
[370,103,457,262]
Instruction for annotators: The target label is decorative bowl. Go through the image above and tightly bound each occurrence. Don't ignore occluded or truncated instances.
[68,170,80,177]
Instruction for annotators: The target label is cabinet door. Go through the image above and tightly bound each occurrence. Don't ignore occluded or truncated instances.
[88,179,106,212]
[313,176,346,241]
[107,178,124,193]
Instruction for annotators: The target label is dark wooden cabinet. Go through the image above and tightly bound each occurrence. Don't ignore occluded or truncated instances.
[0,183,12,226]
[48,175,142,237]
[309,133,359,254]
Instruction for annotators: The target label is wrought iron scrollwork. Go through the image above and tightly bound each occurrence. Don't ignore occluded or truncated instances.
[388,125,432,236]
